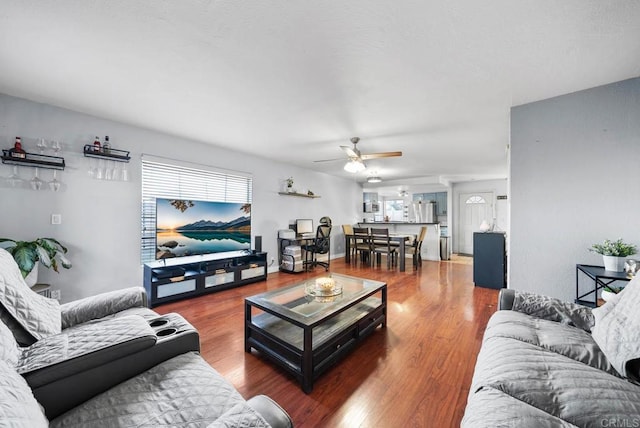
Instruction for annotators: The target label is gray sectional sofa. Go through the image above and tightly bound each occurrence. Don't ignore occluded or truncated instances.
[462,284,640,427]
[0,248,292,428]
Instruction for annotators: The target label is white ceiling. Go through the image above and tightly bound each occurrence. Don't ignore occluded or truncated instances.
[1,1,639,185]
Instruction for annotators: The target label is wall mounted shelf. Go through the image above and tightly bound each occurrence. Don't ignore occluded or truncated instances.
[1,149,65,170]
[278,191,321,198]
[83,145,131,162]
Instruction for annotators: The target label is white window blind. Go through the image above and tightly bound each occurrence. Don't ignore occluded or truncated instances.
[141,158,252,264]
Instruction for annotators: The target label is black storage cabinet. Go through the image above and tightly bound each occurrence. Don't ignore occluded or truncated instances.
[473,232,506,289]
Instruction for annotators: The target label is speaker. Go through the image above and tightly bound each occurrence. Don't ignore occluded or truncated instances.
[255,235,262,252]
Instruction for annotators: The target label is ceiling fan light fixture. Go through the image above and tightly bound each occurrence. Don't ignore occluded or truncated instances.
[367,176,382,183]
[344,159,366,173]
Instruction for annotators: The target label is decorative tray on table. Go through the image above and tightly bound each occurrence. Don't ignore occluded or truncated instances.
[305,276,343,298]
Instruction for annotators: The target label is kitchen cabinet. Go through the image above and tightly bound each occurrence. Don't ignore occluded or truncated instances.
[363,192,379,212]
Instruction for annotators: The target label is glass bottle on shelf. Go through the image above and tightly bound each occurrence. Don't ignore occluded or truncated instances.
[103,135,111,154]
[9,137,26,159]
[93,136,101,152]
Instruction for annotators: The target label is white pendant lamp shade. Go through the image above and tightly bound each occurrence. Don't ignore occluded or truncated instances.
[344,159,366,173]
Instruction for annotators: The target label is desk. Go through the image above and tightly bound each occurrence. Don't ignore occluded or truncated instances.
[344,234,413,272]
[575,264,631,307]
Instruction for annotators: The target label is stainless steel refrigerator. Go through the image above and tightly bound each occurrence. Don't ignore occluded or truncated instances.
[411,201,436,223]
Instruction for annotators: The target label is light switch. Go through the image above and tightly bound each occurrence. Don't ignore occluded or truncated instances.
[51,214,62,225]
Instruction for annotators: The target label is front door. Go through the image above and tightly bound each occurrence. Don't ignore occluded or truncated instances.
[458,192,493,255]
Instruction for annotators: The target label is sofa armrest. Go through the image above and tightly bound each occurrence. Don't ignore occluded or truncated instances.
[60,287,148,329]
[19,315,156,386]
[33,313,200,420]
[497,289,516,310]
[498,289,594,332]
[247,395,293,428]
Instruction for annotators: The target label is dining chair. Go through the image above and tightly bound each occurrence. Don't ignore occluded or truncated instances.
[409,226,427,269]
[370,228,397,269]
[352,227,371,264]
[342,224,357,261]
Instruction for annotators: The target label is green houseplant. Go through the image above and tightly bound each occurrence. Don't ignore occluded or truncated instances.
[589,238,637,274]
[0,237,72,283]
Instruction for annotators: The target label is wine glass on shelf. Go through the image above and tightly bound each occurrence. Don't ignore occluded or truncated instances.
[51,140,61,154]
[121,163,130,182]
[49,170,61,192]
[7,165,23,187]
[105,160,114,181]
[88,157,96,178]
[95,159,104,180]
[112,161,120,181]
[36,138,47,154]
[30,168,43,190]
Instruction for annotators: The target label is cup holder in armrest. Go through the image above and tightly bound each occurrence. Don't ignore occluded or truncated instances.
[156,328,178,337]
[149,319,169,328]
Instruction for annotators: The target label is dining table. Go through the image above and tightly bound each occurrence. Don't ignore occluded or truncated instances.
[344,233,414,272]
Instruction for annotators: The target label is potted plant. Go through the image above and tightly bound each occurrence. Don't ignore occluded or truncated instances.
[286,177,294,193]
[0,237,72,286]
[589,238,637,272]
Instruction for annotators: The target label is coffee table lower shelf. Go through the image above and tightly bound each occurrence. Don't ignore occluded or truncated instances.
[245,296,386,393]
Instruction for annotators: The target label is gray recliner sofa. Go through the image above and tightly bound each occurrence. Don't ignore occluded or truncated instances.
[0,248,292,427]
[462,286,640,427]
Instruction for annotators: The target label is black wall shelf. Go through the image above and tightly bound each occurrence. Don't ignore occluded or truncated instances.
[83,145,131,162]
[1,150,65,170]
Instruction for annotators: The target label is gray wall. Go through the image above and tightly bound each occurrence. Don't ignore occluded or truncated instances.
[0,93,363,302]
[510,77,640,302]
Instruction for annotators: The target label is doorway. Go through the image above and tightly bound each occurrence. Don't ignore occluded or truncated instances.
[457,192,494,255]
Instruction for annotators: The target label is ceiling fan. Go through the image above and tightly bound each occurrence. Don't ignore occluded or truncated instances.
[314,137,402,172]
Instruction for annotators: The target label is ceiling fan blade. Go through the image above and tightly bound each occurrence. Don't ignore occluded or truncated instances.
[361,151,403,160]
[340,145,360,159]
[313,157,343,163]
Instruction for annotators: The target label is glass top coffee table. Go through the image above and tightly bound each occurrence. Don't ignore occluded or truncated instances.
[244,273,387,393]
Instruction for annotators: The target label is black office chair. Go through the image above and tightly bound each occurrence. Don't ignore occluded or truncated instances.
[303,222,332,271]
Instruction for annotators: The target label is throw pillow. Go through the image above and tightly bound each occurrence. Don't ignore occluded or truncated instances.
[0,248,61,345]
[591,274,640,381]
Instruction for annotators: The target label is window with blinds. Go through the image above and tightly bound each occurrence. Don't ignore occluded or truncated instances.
[141,157,253,264]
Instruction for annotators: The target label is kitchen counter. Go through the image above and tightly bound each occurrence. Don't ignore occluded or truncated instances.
[360,222,439,226]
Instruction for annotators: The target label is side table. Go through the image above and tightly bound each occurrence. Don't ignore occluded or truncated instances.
[575,264,631,307]
[30,283,52,298]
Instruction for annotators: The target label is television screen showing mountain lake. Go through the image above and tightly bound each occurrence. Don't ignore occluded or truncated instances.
[155,198,252,259]
[157,230,250,257]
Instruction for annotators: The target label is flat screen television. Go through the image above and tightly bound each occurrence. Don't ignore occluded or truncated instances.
[296,219,314,235]
[156,198,251,259]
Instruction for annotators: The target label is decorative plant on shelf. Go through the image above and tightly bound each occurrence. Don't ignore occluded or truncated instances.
[589,238,637,275]
[0,237,72,282]
[286,177,294,192]
[589,238,637,257]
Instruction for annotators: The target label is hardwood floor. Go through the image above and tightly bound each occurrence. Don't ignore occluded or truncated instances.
[156,256,499,427]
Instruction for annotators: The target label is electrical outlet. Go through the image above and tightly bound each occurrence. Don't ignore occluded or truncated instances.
[51,214,62,225]
[50,289,61,301]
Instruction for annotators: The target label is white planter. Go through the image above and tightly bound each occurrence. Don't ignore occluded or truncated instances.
[24,263,39,287]
[603,255,626,272]
[601,289,616,302]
